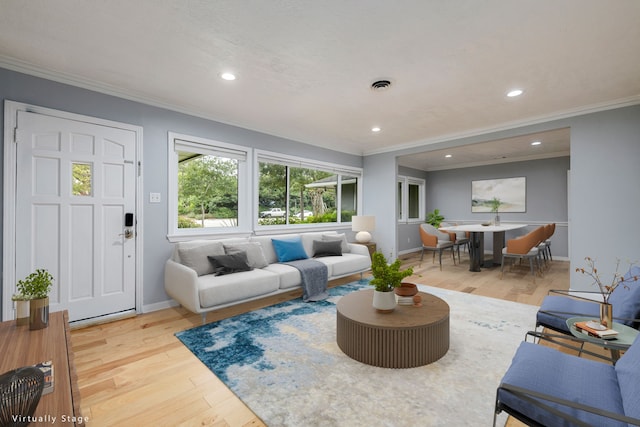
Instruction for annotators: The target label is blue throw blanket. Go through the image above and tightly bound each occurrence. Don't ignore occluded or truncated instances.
[283,259,329,302]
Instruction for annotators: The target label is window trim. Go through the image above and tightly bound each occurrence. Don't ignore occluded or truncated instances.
[255,149,363,229]
[167,131,252,241]
[398,175,425,224]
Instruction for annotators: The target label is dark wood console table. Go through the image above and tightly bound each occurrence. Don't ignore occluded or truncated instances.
[0,310,82,424]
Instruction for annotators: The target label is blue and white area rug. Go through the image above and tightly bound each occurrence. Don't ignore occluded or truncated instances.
[176,281,538,427]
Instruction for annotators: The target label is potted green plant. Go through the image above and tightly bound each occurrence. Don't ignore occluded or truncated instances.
[426,209,445,228]
[11,293,30,326]
[16,268,54,330]
[369,252,414,313]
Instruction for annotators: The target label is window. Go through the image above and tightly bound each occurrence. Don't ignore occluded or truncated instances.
[168,132,250,238]
[398,175,425,222]
[257,151,361,226]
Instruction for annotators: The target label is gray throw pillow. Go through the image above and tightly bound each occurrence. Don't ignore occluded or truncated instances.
[177,241,225,276]
[313,239,343,258]
[322,233,350,253]
[224,242,269,269]
[207,252,253,276]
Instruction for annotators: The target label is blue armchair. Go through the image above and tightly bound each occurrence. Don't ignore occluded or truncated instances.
[494,334,640,426]
[536,266,640,334]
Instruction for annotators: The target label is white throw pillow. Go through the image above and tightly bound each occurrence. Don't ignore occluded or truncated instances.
[224,242,270,269]
[177,241,225,276]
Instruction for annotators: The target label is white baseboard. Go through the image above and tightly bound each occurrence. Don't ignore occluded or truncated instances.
[143,299,179,314]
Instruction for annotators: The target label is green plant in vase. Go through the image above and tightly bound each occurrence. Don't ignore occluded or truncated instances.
[490,197,502,225]
[16,268,54,330]
[370,252,414,292]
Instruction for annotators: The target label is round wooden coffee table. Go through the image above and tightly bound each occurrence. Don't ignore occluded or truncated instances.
[336,289,449,368]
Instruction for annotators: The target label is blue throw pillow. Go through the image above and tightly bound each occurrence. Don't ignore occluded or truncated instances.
[272,237,308,262]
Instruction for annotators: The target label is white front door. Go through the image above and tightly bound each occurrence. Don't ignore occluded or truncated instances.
[13,109,137,322]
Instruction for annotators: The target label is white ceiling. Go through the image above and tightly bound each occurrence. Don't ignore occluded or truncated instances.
[0,1,639,169]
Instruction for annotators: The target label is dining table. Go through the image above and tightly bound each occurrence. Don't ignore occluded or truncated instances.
[439,223,528,272]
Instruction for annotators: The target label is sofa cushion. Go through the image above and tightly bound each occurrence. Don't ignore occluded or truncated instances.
[224,242,269,269]
[262,263,302,289]
[536,295,600,333]
[316,253,372,277]
[208,252,252,276]
[177,241,225,276]
[312,239,343,258]
[272,237,308,262]
[322,233,350,253]
[198,269,280,308]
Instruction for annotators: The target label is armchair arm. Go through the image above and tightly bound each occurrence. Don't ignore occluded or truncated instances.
[497,382,640,426]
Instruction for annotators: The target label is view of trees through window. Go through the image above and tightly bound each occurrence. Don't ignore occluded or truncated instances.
[177,153,238,228]
[258,162,357,225]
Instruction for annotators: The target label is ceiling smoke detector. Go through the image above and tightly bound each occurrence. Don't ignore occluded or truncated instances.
[370,79,392,91]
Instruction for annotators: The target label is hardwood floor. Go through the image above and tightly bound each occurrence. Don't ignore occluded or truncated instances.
[71,250,570,426]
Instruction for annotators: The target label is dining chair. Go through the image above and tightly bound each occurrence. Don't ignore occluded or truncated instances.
[419,223,455,270]
[500,227,544,281]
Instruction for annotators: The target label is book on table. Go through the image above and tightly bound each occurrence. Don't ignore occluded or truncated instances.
[574,321,619,339]
[33,360,54,395]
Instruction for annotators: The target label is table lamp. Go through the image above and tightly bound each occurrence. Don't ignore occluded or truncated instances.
[352,215,375,243]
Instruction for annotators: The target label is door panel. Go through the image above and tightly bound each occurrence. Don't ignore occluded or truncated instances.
[16,110,136,322]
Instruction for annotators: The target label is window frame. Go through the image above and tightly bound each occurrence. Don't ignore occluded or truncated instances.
[167,132,252,241]
[255,150,363,230]
[397,175,425,224]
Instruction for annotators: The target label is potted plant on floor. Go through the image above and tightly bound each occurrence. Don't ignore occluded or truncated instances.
[369,252,414,313]
[16,269,54,330]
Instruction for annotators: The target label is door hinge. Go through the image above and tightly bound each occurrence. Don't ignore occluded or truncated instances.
[137,161,142,177]
[13,127,20,143]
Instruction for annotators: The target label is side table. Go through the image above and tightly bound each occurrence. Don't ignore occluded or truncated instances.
[360,242,377,259]
[567,316,639,363]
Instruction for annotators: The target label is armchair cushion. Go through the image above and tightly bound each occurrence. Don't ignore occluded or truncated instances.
[536,295,599,333]
[607,266,640,328]
[615,335,640,420]
[498,341,626,427]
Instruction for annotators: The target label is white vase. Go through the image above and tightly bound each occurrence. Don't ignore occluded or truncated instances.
[372,290,397,313]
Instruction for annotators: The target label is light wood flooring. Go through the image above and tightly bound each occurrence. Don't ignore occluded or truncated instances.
[71,250,570,426]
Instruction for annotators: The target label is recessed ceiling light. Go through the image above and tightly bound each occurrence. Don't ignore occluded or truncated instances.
[371,127,381,132]
[445,154,452,158]
[531,141,542,146]
[507,89,523,97]
[221,72,236,81]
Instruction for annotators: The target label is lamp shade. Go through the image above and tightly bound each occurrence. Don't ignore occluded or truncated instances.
[352,215,375,243]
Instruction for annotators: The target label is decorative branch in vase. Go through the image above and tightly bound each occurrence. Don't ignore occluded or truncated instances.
[575,257,638,327]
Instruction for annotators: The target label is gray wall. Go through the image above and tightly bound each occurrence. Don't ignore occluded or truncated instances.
[0,68,362,311]
[407,157,570,257]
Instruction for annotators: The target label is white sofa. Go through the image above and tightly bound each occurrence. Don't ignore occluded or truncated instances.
[165,231,371,322]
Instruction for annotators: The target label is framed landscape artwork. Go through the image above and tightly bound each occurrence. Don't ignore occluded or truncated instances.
[471,177,526,213]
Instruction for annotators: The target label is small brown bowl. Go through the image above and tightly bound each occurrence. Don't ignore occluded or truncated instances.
[395,282,418,296]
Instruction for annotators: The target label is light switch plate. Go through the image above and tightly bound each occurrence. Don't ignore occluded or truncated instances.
[149,192,161,203]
